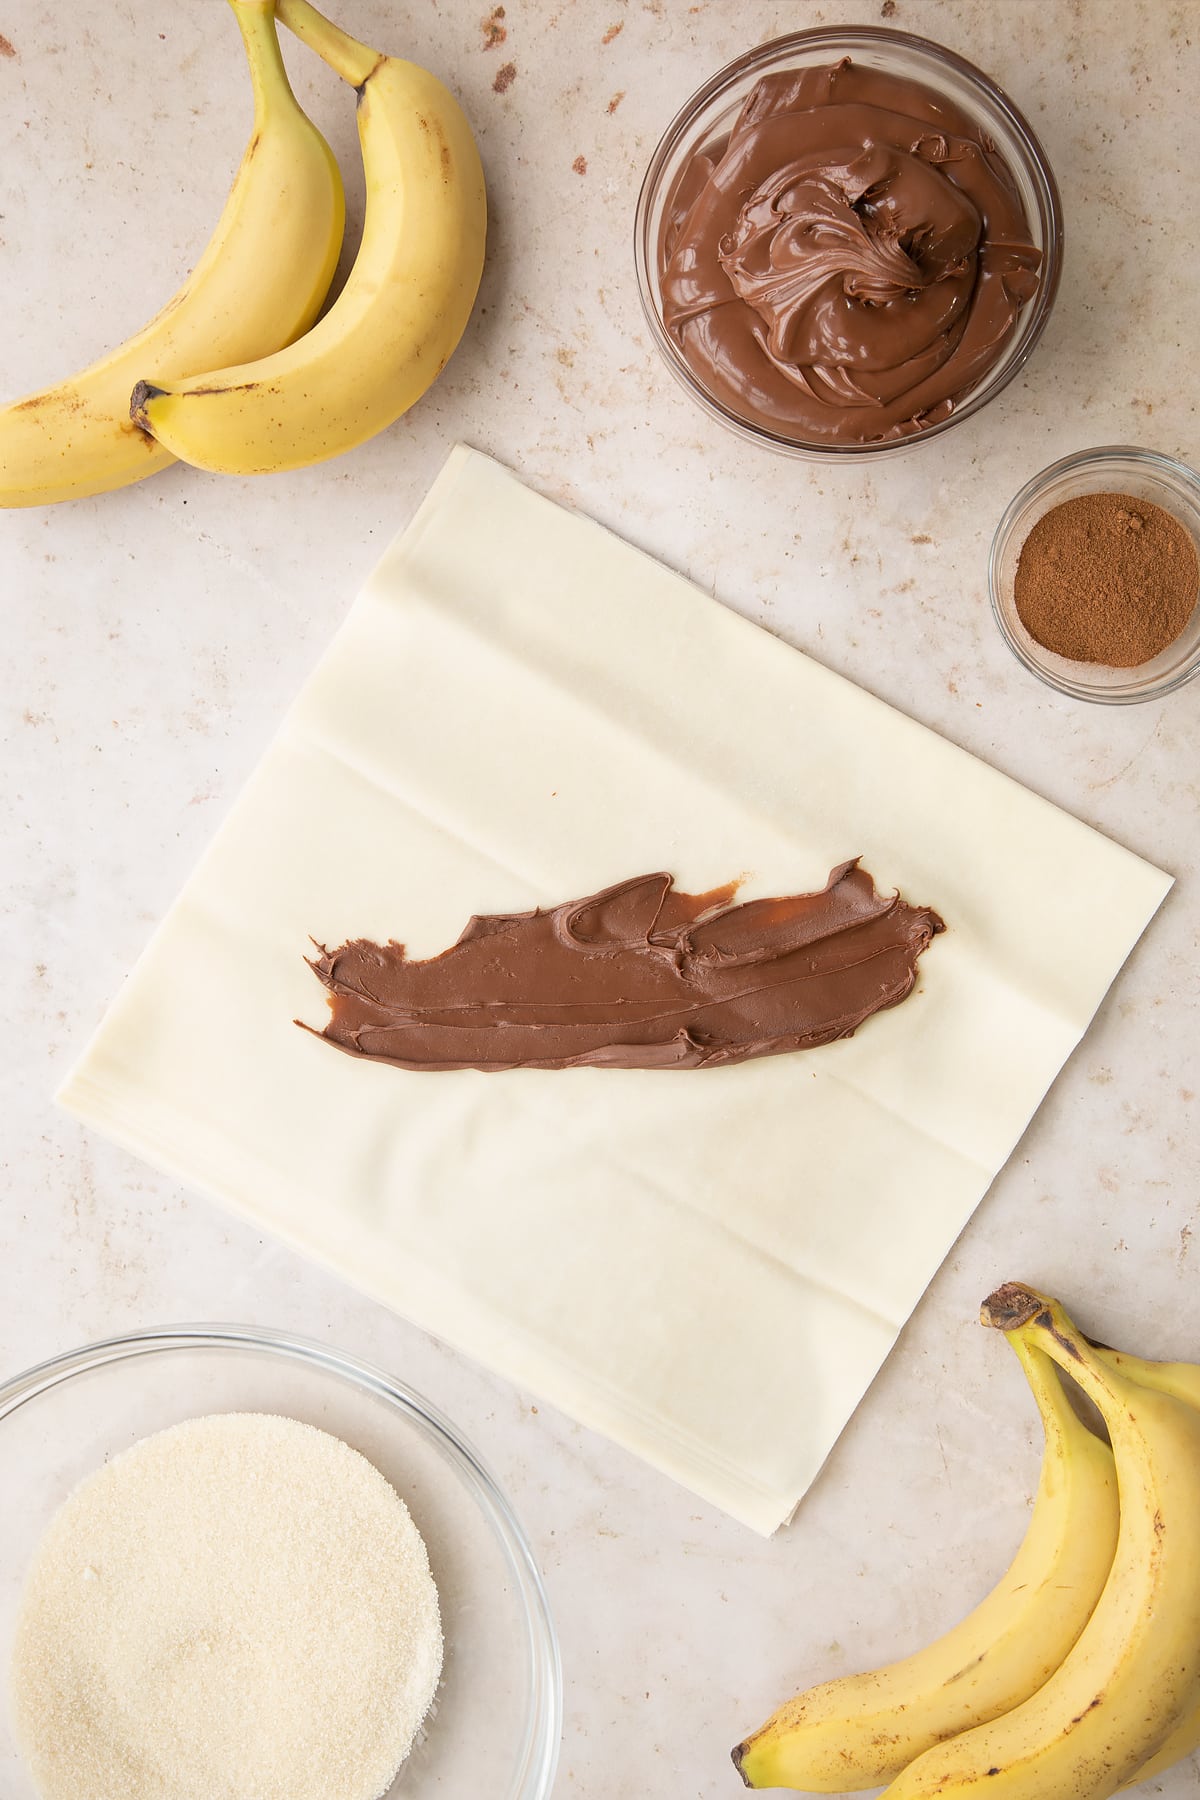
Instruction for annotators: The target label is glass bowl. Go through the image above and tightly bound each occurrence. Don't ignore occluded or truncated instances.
[634,26,1063,461]
[989,446,1200,703]
[0,1325,561,1800]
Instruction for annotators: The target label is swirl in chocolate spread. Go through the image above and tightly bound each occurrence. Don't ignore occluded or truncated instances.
[659,59,1042,443]
[299,860,944,1072]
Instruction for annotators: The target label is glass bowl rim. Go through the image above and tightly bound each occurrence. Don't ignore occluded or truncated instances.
[633,23,1064,462]
[987,442,1200,704]
[0,1321,563,1800]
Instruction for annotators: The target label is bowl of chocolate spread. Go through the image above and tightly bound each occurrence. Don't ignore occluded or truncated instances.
[635,27,1062,457]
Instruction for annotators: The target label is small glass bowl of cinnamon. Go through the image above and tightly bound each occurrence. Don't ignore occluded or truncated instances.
[989,446,1200,703]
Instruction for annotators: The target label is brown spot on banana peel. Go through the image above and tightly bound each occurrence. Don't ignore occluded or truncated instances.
[1033,1308,1085,1362]
[10,390,157,457]
[409,110,453,180]
[944,1650,988,1685]
[168,382,263,397]
[12,391,84,415]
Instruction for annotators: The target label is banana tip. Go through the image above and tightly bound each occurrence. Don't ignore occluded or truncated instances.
[730,1742,753,1788]
[129,380,165,430]
[980,1282,1046,1333]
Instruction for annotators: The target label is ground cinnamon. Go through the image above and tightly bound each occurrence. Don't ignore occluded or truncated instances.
[1013,491,1198,668]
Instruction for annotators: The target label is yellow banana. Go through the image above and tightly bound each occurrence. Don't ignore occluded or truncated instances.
[1094,1346,1200,1790]
[0,1,344,508]
[733,1337,1118,1791]
[879,1284,1200,1800]
[130,0,486,475]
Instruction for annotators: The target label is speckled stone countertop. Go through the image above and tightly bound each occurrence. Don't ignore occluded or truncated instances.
[1,2,1198,1794]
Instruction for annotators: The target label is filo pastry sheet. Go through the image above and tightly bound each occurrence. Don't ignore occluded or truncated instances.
[59,446,1171,1534]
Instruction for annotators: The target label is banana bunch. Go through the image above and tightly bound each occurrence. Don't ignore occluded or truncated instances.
[0,0,485,507]
[734,1283,1200,1799]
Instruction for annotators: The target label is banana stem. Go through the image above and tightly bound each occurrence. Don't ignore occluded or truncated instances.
[982,1283,1125,1419]
[274,0,384,88]
[227,1,294,119]
[1008,1333,1084,1444]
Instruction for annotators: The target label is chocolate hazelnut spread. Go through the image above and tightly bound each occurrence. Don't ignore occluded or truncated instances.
[300,860,944,1072]
[659,58,1043,444]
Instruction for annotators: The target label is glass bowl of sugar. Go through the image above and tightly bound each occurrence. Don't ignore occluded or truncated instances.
[989,445,1200,703]
[0,1325,561,1800]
